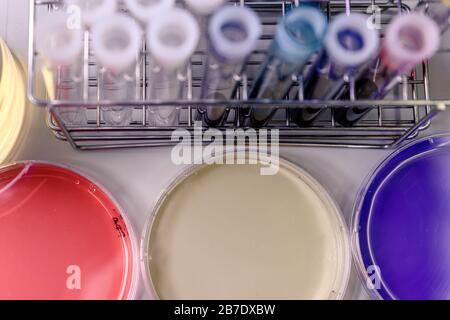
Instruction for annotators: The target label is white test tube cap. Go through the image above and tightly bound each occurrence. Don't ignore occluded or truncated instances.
[384,13,440,71]
[91,14,142,73]
[208,6,262,62]
[147,8,200,70]
[123,0,175,23]
[184,0,226,15]
[35,11,84,66]
[325,13,379,68]
[65,0,117,26]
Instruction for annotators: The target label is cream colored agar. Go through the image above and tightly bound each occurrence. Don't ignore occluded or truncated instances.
[146,162,349,300]
[0,38,27,164]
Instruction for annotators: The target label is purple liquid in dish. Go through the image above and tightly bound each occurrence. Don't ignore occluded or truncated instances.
[356,135,450,300]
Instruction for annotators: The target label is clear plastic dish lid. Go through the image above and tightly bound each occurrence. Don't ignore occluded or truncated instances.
[142,154,351,300]
[0,162,136,300]
[354,135,450,300]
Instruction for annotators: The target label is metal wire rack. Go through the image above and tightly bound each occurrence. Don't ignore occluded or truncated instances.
[28,0,447,150]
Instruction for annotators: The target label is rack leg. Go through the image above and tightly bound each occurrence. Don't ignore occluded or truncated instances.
[49,107,80,150]
[390,104,446,149]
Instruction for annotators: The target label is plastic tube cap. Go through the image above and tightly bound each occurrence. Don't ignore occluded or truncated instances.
[123,0,175,23]
[147,8,200,70]
[384,13,440,71]
[91,14,142,73]
[184,0,225,15]
[35,11,84,66]
[65,0,117,26]
[208,6,261,62]
[325,13,380,67]
[274,6,327,64]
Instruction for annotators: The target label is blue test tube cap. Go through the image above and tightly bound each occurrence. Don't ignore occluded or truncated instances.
[273,6,327,64]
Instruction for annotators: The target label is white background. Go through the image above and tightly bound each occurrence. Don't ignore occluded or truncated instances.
[2,0,450,299]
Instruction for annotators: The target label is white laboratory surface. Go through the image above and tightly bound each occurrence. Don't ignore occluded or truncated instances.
[2,0,450,300]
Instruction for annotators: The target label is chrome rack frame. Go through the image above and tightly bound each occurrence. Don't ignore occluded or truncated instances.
[27,0,447,150]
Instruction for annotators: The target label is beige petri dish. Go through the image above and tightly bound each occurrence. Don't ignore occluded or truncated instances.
[142,154,350,300]
[0,39,28,164]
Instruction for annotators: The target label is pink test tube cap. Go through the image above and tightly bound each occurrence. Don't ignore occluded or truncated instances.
[384,13,440,72]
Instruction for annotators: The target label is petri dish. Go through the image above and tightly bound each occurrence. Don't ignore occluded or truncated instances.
[353,135,450,300]
[0,39,28,164]
[0,162,137,300]
[142,154,350,300]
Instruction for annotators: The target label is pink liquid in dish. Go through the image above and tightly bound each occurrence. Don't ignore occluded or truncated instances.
[0,162,135,300]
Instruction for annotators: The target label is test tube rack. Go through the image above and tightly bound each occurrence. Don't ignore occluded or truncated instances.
[28,0,446,150]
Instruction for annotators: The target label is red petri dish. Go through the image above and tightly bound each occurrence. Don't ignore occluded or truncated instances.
[0,162,136,300]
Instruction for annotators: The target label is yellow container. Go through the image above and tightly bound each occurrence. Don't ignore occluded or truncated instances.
[0,38,28,164]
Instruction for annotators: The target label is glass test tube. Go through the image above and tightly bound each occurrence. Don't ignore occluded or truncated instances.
[146,8,200,127]
[292,13,380,126]
[416,0,450,33]
[35,11,86,125]
[198,6,261,127]
[65,0,117,27]
[334,13,440,126]
[246,6,327,127]
[182,0,226,123]
[124,0,175,23]
[91,13,142,126]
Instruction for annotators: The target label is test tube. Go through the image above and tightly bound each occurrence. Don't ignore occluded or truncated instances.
[416,0,450,33]
[123,0,175,24]
[245,6,327,127]
[65,0,117,27]
[35,11,86,125]
[335,13,440,126]
[146,8,200,127]
[91,13,142,126]
[292,13,380,126]
[198,6,261,126]
[182,0,227,116]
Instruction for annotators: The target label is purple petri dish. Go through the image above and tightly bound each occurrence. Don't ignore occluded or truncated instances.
[353,135,450,300]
